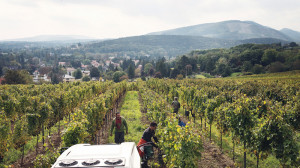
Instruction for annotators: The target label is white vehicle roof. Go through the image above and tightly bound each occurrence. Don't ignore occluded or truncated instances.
[52,142,140,168]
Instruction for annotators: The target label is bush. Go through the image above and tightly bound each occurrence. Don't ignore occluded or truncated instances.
[82,76,90,81]
[252,64,264,74]
[176,74,183,80]
[33,147,60,168]
[62,123,87,147]
[154,72,162,79]
[202,73,214,78]
[291,60,300,70]
[267,62,287,73]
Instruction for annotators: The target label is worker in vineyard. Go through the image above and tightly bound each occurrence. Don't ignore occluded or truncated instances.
[137,122,158,167]
[172,97,181,114]
[178,116,186,127]
[110,112,128,144]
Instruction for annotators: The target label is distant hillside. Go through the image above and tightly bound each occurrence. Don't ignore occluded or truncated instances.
[2,20,296,59]
[148,20,292,41]
[86,35,291,58]
[240,38,289,45]
[7,35,96,42]
[280,28,300,42]
[87,35,240,58]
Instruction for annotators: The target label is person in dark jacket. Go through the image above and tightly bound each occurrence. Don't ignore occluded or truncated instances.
[137,122,158,168]
[178,117,186,127]
[110,112,128,144]
[171,97,180,114]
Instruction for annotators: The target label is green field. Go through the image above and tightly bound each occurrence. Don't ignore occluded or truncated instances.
[108,91,145,144]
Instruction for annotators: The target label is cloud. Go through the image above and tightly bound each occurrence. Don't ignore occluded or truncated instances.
[0,0,300,40]
[0,0,171,39]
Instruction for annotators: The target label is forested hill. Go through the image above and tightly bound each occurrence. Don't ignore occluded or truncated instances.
[85,35,290,58]
[280,28,300,42]
[2,20,297,59]
[87,35,238,57]
[173,43,300,78]
[148,20,292,41]
[85,20,296,58]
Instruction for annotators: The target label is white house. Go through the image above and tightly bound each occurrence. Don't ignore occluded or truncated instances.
[63,74,75,82]
[66,68,76,76]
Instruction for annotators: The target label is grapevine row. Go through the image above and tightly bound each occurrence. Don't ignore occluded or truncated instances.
[138,80,202,168]
[145,78,299,167]
[0,81,112,165]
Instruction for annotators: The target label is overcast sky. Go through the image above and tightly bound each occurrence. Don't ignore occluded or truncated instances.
[0,0,299,40]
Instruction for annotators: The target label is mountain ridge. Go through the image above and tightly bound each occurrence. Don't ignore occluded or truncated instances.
[280,28,300,42]
[83,35,289,58]
[148,20,293,41]
[2,20,299,43]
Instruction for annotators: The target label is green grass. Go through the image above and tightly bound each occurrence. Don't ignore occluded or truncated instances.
[194,74,206,79]
[230,72,243,77]
[108,91,146,144]
[230,70,300,79]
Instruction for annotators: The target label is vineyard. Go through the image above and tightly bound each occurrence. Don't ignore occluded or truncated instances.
[0,72,300,167]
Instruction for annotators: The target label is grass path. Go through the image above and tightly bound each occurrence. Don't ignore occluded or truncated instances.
[108,91,145,144]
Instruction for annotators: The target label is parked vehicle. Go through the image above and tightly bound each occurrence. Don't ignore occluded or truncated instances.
[51,142,140,168]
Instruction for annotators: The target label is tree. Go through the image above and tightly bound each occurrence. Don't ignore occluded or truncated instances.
[39,67,52,75]
[108,63,114,71]
[104,71,114,81]
[0,66,2,76]
[289,42,298,47]
[267,62,286,73]
[262,49,277,66]
[82,76,90,81]
[144,63,153,75]
[170,68,180,79]
[82,59,91,65]
[135,68,141,77]
[98,65,103,72]
[4,69,32,84]
[222,65,232,77]
[185,64,193,76]
[240,49,263,65]
[121,59,135,70]
[113,71,126,83]
[275,52,285,63]
[154,72,162,79]
[149,68,155,76]
[119,74,128,81]
[156,58,167,77]
[176,55,190,71]
[205,58,215,73]
[242,61,253,72]
[90,67,100,78]
[252,64,264,74]
[128,64,135,79]
[71,60,81,69]
[49,66,64,84]
[73,69,83,79]
[50,73,63,84]
[292,60,300,70]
